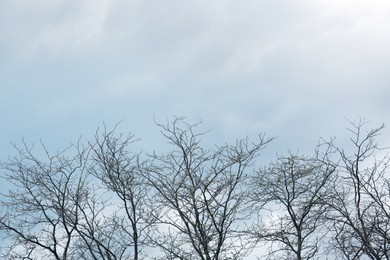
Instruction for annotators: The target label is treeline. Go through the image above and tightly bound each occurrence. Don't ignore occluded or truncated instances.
[0,118,389,260]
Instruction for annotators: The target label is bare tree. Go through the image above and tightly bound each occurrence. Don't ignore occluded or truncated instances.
[144,117,273,260]
[250,149,335,260]
[9,118,390,260]
[89,125,155,260]
[0,141,116,260]
[325,119,390,260]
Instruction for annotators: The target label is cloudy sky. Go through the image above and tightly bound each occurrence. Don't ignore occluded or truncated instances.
[1,0,390,170]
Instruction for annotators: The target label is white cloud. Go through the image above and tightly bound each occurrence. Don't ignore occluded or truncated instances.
[1,0,390,155]
[0,0,110,55]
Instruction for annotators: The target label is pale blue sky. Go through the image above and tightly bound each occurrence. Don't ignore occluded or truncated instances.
[1,1,390,258]
[1,0,390,170]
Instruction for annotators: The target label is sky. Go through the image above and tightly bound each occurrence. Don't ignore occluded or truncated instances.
[0,1,390,258]
[1,0,390,172]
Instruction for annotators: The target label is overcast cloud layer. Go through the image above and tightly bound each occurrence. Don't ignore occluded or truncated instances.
[1,1,390,166]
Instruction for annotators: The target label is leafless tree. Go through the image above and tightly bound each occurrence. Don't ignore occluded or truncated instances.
[89,125,156,260]
[0,141,117,260]
[250,149,335,260]
[144,117,273,260]
[324,119,390,260]
[8,118,390,260]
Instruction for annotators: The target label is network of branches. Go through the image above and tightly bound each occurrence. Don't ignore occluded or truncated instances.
[0,117,389,260]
